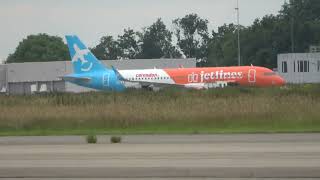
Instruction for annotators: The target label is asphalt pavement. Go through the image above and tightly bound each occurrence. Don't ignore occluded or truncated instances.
[0,134,319,179]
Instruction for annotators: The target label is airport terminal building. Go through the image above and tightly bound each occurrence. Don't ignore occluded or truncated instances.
[0,58,196,94]
[278,53,320,84]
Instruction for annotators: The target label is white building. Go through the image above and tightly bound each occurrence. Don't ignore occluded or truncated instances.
[278,53,320,84]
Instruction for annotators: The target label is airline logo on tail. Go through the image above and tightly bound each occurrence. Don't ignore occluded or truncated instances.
[71,44,92,72]
[66,35,107,74]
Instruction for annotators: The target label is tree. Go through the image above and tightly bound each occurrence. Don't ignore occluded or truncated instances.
[173,14,209,61]
[280,0,320,22]
[280,0,320,52]
[7,33,69,63]
[118,28,141,59]
[207,24,239,66]
[140,18,181,59]
[240,15,284,68]
[91,35,122,60]
[92,29,140,60]
[207,0,320,68]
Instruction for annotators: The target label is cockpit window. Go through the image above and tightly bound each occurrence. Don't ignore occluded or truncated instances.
[264,72,276,76]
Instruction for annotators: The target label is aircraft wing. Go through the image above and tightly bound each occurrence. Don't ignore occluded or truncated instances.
[117,77,179,88]
[123,78,238,88]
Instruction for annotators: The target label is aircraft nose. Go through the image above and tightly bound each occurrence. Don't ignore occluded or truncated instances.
[277,76,286,86]
[272,76,285,86]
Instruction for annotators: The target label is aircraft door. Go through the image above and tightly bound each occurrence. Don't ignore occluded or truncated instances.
[248,69,256,84]
[103,73,110,87]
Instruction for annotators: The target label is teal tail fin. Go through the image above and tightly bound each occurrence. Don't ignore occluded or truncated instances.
[65,35,107,74]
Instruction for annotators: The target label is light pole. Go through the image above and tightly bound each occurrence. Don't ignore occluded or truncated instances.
[236,0,241,66]
[290,2,295,53]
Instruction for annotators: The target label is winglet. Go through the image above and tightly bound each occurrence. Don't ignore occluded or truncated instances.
[111,66,126,81]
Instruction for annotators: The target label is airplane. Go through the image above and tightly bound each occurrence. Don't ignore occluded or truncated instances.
[63,35,285,91]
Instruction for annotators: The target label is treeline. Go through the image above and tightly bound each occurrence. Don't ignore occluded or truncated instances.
[7,0,320,68]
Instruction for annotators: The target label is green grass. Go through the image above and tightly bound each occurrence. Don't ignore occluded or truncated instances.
[0,84,320,136]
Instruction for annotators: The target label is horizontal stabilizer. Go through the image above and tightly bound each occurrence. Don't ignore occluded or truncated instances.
[61,76,91,83]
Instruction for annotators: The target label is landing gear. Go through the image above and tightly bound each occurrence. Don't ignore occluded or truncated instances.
[141,85,160,92]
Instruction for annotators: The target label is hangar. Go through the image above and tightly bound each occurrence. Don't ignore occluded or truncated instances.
[278,53,320,84]
[0,58,196,94]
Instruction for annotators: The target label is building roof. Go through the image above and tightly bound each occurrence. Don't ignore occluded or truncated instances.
[278,53,320,61]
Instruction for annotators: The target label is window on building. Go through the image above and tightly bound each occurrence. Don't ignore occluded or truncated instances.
[293,61,295,72]
[282,61,287,73]
[299,61,304,72]
[297,60,310,72]
[304,61,309,72]
[318,60,320,72]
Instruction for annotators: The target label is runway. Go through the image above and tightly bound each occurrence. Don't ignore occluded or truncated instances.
[0,134,320,179]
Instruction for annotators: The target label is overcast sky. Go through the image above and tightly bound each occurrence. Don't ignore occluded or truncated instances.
[0,0,286,63]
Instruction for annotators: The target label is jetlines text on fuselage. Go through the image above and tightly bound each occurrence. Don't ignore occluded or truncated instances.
[188,70,243,83]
